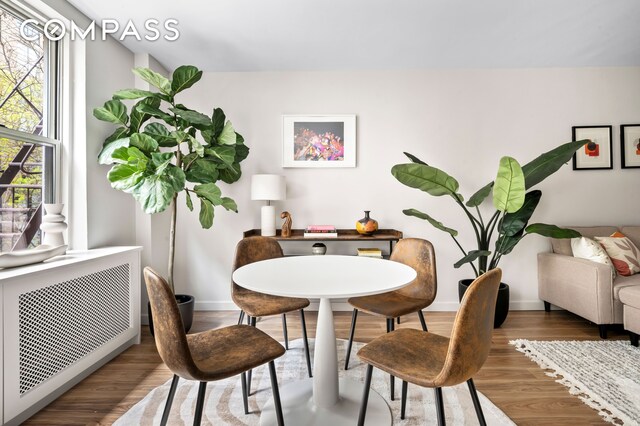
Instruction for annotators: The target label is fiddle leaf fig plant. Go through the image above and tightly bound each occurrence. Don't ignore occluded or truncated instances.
[94,65,249,290]
[391,140,588,278]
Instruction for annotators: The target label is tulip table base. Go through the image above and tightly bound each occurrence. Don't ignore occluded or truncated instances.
[260,378,391,426]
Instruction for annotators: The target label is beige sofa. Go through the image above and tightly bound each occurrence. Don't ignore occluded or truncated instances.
[538,226,640,339]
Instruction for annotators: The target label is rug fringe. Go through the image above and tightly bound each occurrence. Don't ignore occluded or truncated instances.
[509,339,627,426]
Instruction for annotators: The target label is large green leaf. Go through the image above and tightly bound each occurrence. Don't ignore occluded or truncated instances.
[185,191,194,211]
[500,190,542,236]
[112,89,156,100]
[188,135,205,157]
[218,162,242,184]
[212,108,226,136]
[522,140,589,189]
[235,142,250,163]
[151,152,174,175]
[495,231,525,256]
[136,103,174,123]
[198,198,214,229]
[132,175,176,214]
[403,152,428,165]
[112,146,148,169]
[93,100,128,125]
[493,156,525,213]
[391,163,459,197]
[466,182,494,208]
[130,133,159,153]
[206,145,235,167]
[132,67,172,95]
[454,250,491,269]
[170,107,212,129]
[218,121,237,145]
[185,159,219,183]
[104,127,129,145]
[165,165,186,192]
[525,223,581,238]
[107,164,144,191]
[402,208,458,236]
[143,123,176,147]
[194,183,223,205]
[171,65,202,94]
[129,97,160,132]
[220,197,238,212]
[98,137,130,165]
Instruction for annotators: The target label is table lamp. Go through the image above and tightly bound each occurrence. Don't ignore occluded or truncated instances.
[251,174,286,236]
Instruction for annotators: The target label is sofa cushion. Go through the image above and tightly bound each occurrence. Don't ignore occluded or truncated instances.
[595,234,640,276]
[619,285,640,308]
[571,237,617,278]
[620,226,640,250]
[551,226,619,256]
[613,274,640,301]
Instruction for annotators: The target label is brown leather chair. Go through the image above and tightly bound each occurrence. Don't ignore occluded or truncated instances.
[357,268,502,426]
[344,238,437,399]
[145,267,286,426]
[232,236,312,394]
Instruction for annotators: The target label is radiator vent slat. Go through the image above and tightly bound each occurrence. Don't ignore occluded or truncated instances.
[18,264,131,395]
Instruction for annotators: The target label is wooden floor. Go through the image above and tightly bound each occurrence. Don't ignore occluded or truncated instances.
[24,309,629,425]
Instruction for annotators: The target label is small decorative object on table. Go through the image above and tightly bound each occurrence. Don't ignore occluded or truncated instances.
[304,225,338,238]
[356,210,378,235]
[356,247,382,258]
[312,243,327,255]
[40,203,68,249]
[281,211,292,237]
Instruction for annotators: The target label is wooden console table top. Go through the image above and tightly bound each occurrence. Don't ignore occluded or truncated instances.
[243,229,403,242]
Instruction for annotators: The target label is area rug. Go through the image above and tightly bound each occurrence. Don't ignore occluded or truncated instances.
[511,339,640,425]
[116,339,514,425]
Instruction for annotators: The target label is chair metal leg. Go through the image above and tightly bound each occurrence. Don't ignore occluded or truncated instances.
[193,381,207,426]
[268,361,285,426]
[418,310,428,331]
[240,372,249,414]
[598,324,608,339]
[467,379,486,426]
[160,374,179,426]
[238,310,245,325]
[401,380,408,419]
[282,313,289,350]
[387,318,395,400]
[357,365,374,426]
[345,309,358,370]
[247,316,257,396]
[299,309,312,377]
[434,387,445,426]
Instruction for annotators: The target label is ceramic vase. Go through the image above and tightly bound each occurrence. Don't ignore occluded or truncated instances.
[356,210,378,235]
[40,203,67,248]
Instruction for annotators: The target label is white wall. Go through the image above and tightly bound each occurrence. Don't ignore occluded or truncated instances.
[171,67,640,311]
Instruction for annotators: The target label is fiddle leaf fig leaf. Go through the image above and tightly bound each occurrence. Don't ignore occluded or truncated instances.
[391,163,459,197]
[466,182,494,207]
[402,208,458,236]
[105,127,129,144]
[136,102,174,123]
[129,97,160,132]
[193,183,222,205]
[170,107,212,129]
[493,156,525,213]
[522,140,589,189]
[454,250,491,269]
[212,108,226,136]
[234,142,250,163]
[500,190,542,236]
[218,121,237,145]
[403,152,428,165]
[130,133,159,153]
[171,65,202,94]
[525,223,581,239]
[112,89,156,100]
[185,190,194,211]
[132,67,172,95]
[218,162,242,184]
[98,137,130,165]
[132,175,176,214]
[185,159,219,184]
[143,123,176,147]
[107,164,144,192]
[93,99,128,125]
[206,145,235,166]
[188,135,205,157]
[221,197,238,212]
[198,198,214,229]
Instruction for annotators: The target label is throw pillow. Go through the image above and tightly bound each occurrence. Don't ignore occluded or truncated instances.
[595,233,640,276]
[571,237,617,278]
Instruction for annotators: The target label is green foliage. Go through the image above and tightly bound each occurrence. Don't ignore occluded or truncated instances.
[94,65,250,288]
[392,140,588,277]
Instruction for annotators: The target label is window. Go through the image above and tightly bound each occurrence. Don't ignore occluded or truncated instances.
[0,4,59,252]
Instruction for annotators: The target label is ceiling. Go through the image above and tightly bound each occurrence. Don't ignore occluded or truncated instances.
[65,0,640,72]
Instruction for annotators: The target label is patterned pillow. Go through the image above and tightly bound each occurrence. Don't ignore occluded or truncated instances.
[571,237,617,278]
[595,233,640,276]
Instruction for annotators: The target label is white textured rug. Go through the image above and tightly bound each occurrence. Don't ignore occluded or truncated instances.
[511,339,640,425]
[117,339,513,425]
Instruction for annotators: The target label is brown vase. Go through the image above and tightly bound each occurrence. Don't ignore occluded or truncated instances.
[356,210,378,235]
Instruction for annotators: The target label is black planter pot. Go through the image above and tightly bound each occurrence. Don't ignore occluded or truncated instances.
[148,294,195,336]
[458,279,510,328]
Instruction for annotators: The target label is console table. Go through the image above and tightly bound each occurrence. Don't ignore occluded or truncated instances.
[242,229,403,255]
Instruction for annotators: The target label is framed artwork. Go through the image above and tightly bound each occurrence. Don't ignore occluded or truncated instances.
[572,125,613,170]
[621,124,640,169]
[282,115,356,168]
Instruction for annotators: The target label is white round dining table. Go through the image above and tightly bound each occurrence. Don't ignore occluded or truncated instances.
[232,255,417,426]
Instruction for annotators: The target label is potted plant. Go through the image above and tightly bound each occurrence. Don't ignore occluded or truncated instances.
[391,140,587,327]
[94,65,248,332]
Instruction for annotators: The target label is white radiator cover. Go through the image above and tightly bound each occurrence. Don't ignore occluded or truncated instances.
[0,247,141,425]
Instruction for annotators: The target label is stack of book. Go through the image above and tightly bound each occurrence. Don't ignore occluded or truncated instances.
[357,248,383,258]
[304,225,338,238]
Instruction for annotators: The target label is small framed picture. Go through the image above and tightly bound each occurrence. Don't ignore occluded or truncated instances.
[572,125,613,170]
[621,124,640,169]
[282,115,356,168]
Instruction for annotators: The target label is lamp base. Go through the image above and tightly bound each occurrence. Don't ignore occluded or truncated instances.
[261,205,276,236]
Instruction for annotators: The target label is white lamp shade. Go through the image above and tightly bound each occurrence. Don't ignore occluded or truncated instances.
[251,174,286,201]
